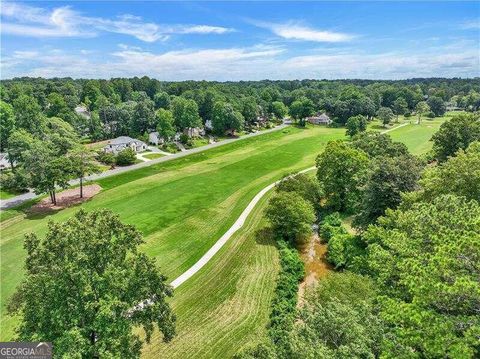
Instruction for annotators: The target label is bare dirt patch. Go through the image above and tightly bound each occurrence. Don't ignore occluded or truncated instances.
[30,184,102,213]
[297,232,333,305]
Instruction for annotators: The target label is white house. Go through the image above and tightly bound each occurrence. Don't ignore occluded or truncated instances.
[148,132,164,146]
[0,153,11,170]
[103,136,148,154]
[183,127,203,138]
[74,105,91,119]
[307,113,332,125]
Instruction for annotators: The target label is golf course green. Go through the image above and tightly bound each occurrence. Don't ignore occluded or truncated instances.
[0,120,446,351]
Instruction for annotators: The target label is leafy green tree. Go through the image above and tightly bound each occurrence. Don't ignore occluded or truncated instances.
[319,212,346,242]
[415,101,430,124]
[22,141,72,204]
[354,154,423,229]
[288,273,383,359]
[376,106,394,127]
[271,101,287,119]
[351,131,409,158]
[171,97,202,130]
[431,113,480,162]
[132,99,155,136]
[211,101,245,135]
[427,95,446,117]
[0,100,15,151]
[82,80,102,111]
[12,94,45,135]
[405,141,480,204]
[345,115,367,137]
[68,147,100,198]
[392,97,408,122]
[153,91,171,109]
[265,191,315,245]
[6,129,35,170]
[156,109,176,141]
[45,117,79,155]
[275,173,323,209]
[46,92,70,118]
[316,141,369,212]
[98,104,132,138]
[116,148,137,166]
[8,209,175,358]
[197,89,218,124]
[241,97,259,125]
[364,195,480,358]
[289,97,314,127]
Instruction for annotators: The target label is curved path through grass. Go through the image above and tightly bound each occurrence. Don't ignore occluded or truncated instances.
[170,166,316,289]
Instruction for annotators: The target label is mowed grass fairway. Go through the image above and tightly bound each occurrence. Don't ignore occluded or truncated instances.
[142,194,278,358]
[0,121,445,352]
[1,125,344,340]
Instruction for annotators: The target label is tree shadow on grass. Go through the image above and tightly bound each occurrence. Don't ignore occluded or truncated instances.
[254,227,277,248]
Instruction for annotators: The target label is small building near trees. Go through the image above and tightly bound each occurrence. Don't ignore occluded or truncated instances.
[307,113,332,125]
[183,127,204,138]
[103,136,147,154]
[148,132,164,146]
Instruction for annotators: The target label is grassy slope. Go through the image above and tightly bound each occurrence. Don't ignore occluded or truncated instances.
[0,125,343,340]
[142,194,277,359]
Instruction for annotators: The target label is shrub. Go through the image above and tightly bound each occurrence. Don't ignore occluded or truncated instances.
[0,169,29,193]
[326,233,366,269]
[179,133,189,144]
[268,241,304,357]
[115,148,136,166]
[318,212,346,242]
[97,151,115,166]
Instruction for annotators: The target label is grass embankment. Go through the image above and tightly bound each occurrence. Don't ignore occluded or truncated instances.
[142,194,278,358]
[0,125,344,340]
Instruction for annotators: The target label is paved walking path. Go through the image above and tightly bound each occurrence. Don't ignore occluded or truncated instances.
[381,122,409,133]
[170,166,316,288]
[0,125,287,210]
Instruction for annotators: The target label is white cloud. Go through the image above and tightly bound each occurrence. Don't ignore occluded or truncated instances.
[176,25,235,34]
[2,44,478,81]
[0,2,234,42]
[253,20,355,42]
[461,19,480,30]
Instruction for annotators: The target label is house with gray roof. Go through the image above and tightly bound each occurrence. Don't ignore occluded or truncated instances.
[307,113,332,125]
[103,136,148,154]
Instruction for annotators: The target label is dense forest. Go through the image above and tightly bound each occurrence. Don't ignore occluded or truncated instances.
[1,77,479,144]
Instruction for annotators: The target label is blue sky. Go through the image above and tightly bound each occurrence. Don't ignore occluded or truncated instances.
[1,1,479,80]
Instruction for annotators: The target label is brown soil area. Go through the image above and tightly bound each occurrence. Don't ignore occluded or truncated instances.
[30,184,102,213]
[297,232,333,305]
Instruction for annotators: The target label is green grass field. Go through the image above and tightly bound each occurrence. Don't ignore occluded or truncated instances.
[0,189,21,200]
[142,194,278,358]
[0,125,344,340]
[0,121,447,352]
[142,153,165,160]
